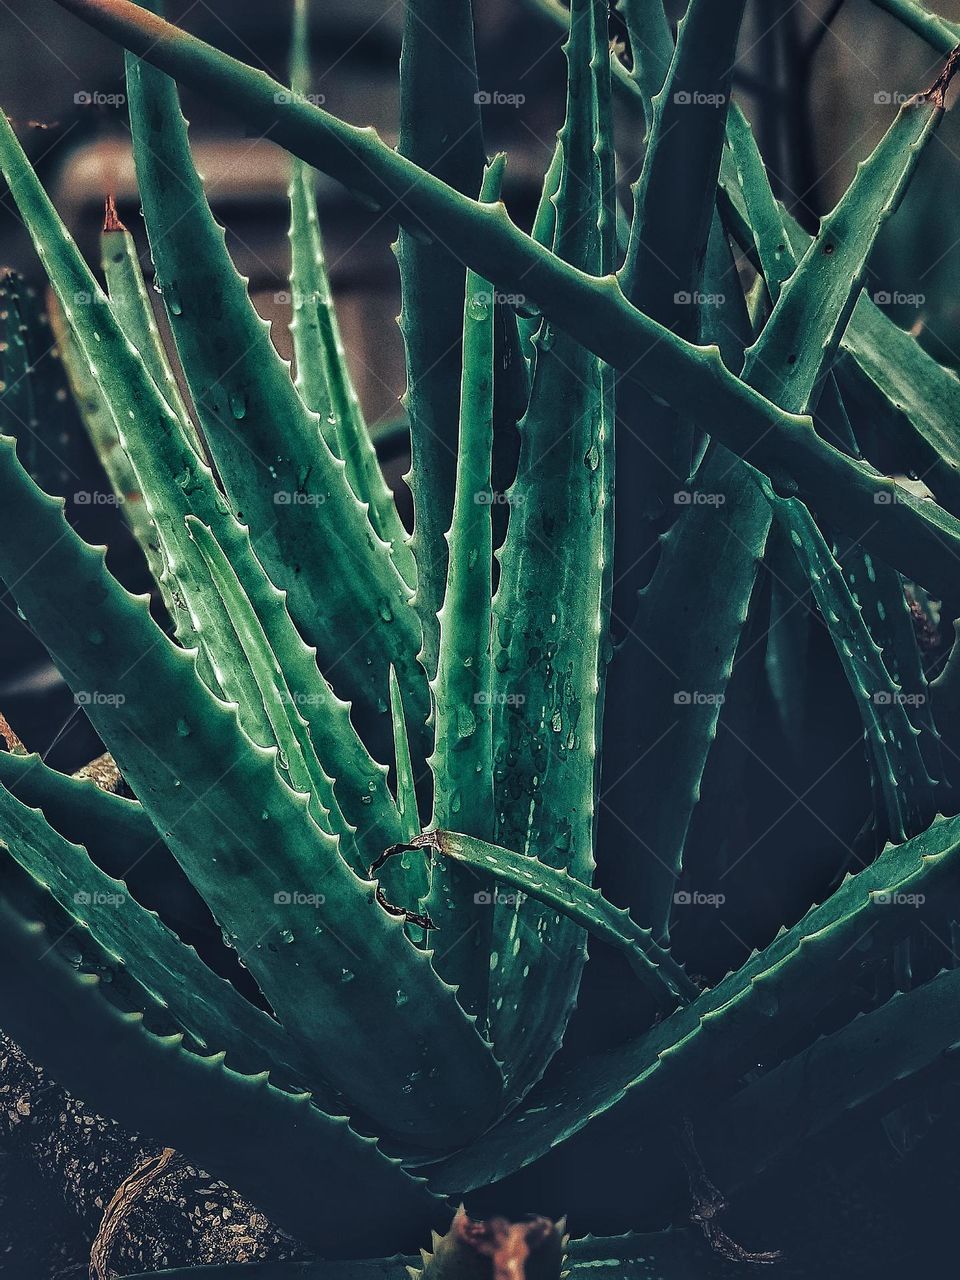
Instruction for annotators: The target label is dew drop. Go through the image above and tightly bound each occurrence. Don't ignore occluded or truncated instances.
[467,290,491,322]
[457,706,477,739]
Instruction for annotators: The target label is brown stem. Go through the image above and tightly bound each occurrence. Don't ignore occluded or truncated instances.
[680,1118,780,1266]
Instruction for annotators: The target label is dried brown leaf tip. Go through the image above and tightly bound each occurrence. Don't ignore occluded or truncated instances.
[0,712,26,756]
[103,193,127,234]
[917,43,960,109]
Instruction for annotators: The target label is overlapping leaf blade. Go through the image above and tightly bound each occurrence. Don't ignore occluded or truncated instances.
[488,0,614,1095]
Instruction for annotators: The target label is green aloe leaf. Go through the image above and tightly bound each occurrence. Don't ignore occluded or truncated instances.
[618,0,748,522]
[723,104,797,306]
[868,0,960,47]
[412,830,697,1009]
[122,19,428,763]
[605,57,954,939]
[185,511,408,870]
[517,138,562,364]
[700,963,960,1193]
[51,296,172,609]
[723,101,941,835]
[838,309,960,518]
[0,108,282,724]
[488,0,614,1096]
[719,104,960,524]
[185,515,360,860]
[618,0,674,131]
[424,811,960,1194]
[0,748,157,859]
[388,666,422,845]
[100,200,199,444]
[773,497,937,841]
[0,891,445,1256]
[0,776,322,1089]
[0,432,503,1149]
[396,0,486,682]
[0,271,88,500]
[424,157,503,1019]
[0,110,412,869]
[286,0,414,587]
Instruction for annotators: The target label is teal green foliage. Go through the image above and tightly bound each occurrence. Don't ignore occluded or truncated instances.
[1,0,960,1273]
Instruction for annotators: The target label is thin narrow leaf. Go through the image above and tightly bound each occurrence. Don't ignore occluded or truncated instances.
[617,0,747,527]
[415,830,698,1009]
[50,298,173,607]
[397,0,486,680]
[186,514,360,859]
[389,666,421,844]
[425,157,502,1020]
[286,0,415,587]
[489,0,614,1095]
[723,105,797,305]
[618,0,674,130]
[123,28,428,762]
[774,497,936,840]
[100,200,199,445]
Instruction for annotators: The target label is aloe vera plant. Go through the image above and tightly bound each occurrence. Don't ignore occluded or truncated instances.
[3,0,960,1274]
